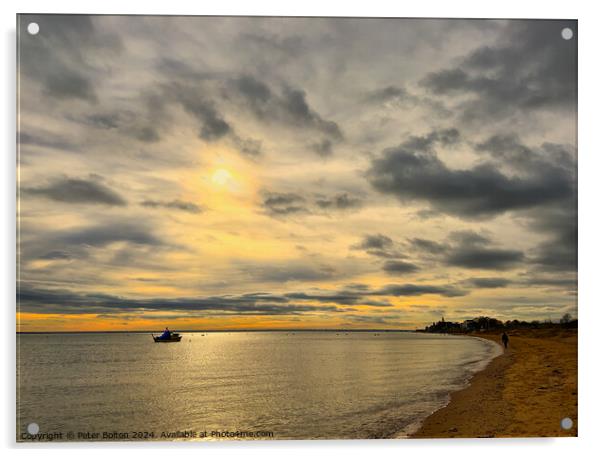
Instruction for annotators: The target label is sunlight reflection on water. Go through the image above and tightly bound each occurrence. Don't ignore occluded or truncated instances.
[17,332,499,440]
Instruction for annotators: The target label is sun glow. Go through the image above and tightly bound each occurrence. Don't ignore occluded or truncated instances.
[211,168,233,186]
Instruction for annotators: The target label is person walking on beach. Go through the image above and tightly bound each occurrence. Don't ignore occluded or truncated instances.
[501,332,509,349]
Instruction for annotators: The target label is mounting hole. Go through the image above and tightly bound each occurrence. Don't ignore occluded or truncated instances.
[27,422,40,435]
[561,27,573,40]
[27,22,40,35]
[560,417,573,430]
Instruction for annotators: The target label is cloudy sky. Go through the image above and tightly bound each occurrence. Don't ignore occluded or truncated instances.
[17,15,577,331]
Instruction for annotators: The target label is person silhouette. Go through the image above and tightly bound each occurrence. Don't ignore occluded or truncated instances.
[501,332,509,349]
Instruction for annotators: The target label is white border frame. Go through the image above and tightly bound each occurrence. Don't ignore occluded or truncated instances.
[3,1,600,456]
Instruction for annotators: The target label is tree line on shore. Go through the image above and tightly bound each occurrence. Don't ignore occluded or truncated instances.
[422,313,577,333]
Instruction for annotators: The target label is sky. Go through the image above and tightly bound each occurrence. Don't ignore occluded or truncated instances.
[17,15,577,331]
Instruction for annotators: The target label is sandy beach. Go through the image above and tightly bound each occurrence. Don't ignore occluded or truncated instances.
[411,328,577,438]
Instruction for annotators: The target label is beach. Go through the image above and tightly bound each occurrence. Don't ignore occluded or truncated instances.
[411,328,578,438]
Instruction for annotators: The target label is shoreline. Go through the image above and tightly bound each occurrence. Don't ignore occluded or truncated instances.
[409,329,577,438]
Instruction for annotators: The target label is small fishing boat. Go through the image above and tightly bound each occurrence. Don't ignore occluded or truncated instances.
[152,332,182,342]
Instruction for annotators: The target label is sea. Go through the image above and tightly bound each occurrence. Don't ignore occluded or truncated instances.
[17,331,501,441]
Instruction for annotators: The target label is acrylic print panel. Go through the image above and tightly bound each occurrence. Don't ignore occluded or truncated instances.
[16,15,577,441]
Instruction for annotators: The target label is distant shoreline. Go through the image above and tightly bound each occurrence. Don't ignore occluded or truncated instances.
[16,328,414,334]
[410,328,578,438]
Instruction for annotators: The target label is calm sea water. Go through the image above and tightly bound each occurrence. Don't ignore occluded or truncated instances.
[17,332,500,440]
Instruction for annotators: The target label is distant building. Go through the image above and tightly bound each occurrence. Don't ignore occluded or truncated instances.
[461,319,478,331]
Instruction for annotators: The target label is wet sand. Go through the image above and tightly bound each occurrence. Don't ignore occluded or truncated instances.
[411,329,577,438]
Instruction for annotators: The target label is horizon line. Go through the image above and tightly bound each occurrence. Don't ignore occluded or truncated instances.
[16,328,416,334]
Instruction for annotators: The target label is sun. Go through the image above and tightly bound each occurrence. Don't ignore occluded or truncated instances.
[211,168,233,186]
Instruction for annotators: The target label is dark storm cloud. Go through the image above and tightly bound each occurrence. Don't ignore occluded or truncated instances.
[351,234,420,274]
[233,75,272,107]
[354,228,523,277]
[314,283,447,304]
[38,250,72,260]
[476,133,534,166]
[446,247,524,270]
[281,288,390,307]
[261,192,308,216]
[177,92,232,141]
[18,279,466,315]
[409,238,447,255]
[401,128,460,152]
[17,285,353,316]
[367,153,564,216]
[358,229,525,273]
[314,193,362,210]
[159,67,341,150]
[420,20,577,120]
[378,284,467,298]
[531,236,576,272]
[262,191,363,217]
[141,199,203,214]
[343,283,371,291]
[56,222,162,247]
[447,230,490,246]
[466,277,512,288]
[23,177,126,206]
[160,81,262,156]
[283,85,341,136]
[358,300,393,308]
[476,136,576,272]
[284,291,365,305]
[409,230,525,271]
[19,221,167,279]
[477,137,576,271]
[232,75,343,140]
[445,230,524,270]
[350,234,405,259]
[352,234,393,250]
[382,260,420,274]
[367,131,574,219]
[528,207,577,272]
[476,134,575,173]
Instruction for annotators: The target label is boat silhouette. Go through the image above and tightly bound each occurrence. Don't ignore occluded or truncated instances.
[152,332,182,342]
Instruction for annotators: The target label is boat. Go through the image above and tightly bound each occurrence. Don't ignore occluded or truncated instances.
[152,332,182,343]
